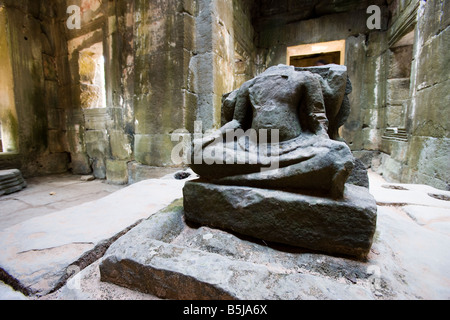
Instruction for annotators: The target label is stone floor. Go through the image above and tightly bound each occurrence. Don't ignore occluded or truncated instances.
[0,170,449,300]
[0,170,185,298]
[0,174,125,231]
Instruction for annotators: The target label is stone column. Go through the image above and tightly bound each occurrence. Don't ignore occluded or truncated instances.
[133,0,196,167]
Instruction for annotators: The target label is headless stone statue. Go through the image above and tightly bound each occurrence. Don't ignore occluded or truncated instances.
[184,64,377,258]
[190,64,354,199]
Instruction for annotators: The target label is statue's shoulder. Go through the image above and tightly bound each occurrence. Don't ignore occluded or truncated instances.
[259,64,295,77]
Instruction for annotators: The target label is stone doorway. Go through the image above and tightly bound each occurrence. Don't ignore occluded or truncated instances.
[382,30,415,141]
[287,40,346,67]
[290,51,341,68]
[79,42,107,110]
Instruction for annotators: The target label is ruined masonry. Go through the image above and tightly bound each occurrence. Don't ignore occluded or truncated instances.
[0,169,26,196]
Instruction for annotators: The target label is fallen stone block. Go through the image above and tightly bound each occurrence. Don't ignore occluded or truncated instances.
[0,169,27,196]
[80,175,95,182]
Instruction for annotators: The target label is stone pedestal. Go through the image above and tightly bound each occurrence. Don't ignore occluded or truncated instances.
[183,181,377,258]
[99,201,376,300]
[0,169,27,196]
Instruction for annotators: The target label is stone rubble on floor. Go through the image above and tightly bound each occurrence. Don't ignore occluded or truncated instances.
[0,169,27,196]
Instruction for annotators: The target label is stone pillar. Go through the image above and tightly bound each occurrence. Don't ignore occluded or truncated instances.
[133,0,197,167]
[404,0,450,190]
[192,0,256,132]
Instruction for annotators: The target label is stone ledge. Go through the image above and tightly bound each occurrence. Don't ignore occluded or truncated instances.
[183,181,377,259]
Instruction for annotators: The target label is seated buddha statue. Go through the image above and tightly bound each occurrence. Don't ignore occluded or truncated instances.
[189,64,355,199]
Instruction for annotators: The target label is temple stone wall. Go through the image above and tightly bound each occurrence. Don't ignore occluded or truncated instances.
[0,0,69,176]
[401,0,449,190]
[0,0,448,190]
[133,0,196,168]
[369,0,449,191]
[193,0,256,131]
[251,0,449,190]
[251,0,388,155]
[63,0,128,181]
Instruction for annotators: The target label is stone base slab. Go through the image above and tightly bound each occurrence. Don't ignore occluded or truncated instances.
[183,181,377,258]
[100,203,376,300]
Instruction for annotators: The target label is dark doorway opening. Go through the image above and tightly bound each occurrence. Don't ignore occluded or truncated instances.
[290,51,341,68]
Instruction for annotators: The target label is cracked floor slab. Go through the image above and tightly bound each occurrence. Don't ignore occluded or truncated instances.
[0,175,192,297]
[0,173,126,231]
[369,173,450,209]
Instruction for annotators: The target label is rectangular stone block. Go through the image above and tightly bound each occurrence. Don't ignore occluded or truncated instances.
[412,80,450,138]
[362,128,382,151]
[106,160,129,185]
[415,26,449,89]
[84,108,107,131]
[388,45,413,79]
[135,134,180,167]
[85,130,109,159]
[43,80,59,110]
[48,129,66,153]
[109,130,132,160]
[183,90,198,132]
[127,161,180,184]
[385,104,407,128]
[69,152,92,175]
[47,109,64,131]
[387,78,410,106]
[85,130,110,179]
[183,182,378,258]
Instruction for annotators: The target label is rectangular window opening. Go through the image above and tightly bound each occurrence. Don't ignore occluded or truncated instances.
[287,40,346,67]
[79,42,107,109]
[290,51,341,68]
